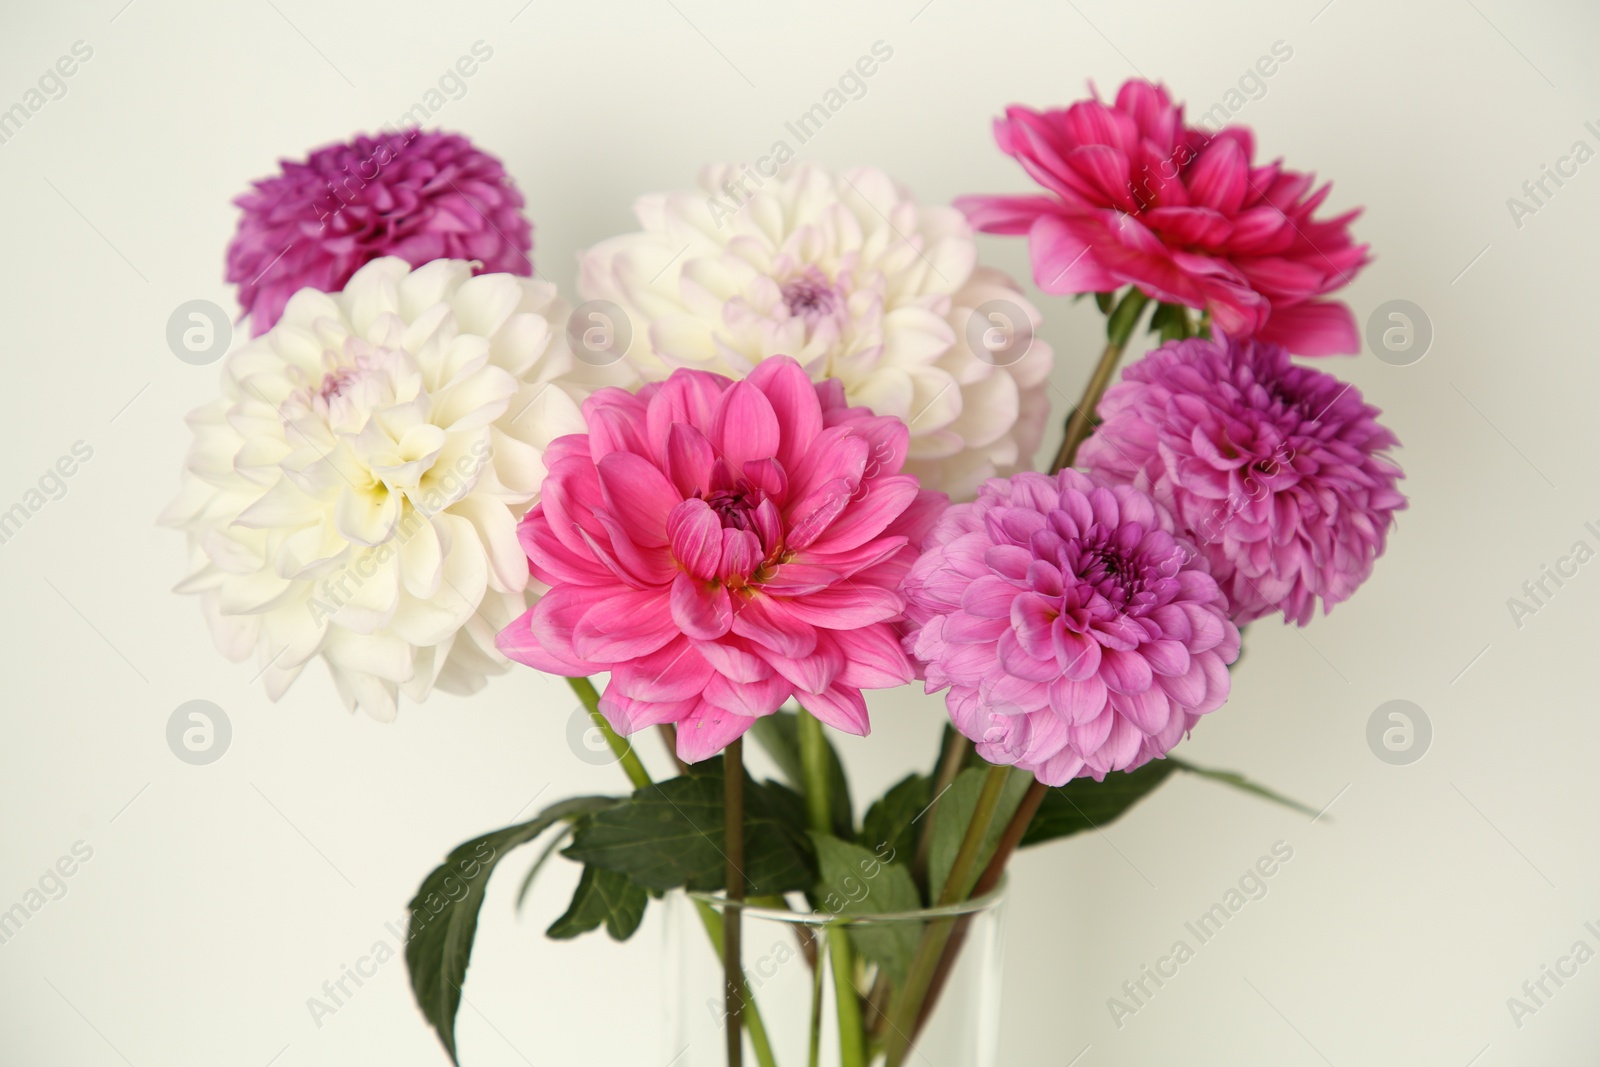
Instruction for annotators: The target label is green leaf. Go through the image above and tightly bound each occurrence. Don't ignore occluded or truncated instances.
[860,773,931,867]
[1094,290,1115,315]
[514,823,576,913]
[1167,757,1320,818]
[546,864,649,941]
[751,710,854,840]
[1021,760,1176,847]
[928,766,1032,901]
[405,795,619,1065]
[563,765,815,896]
[810,833,923,985]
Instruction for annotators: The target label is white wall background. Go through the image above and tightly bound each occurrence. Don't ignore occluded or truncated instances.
[1,0,1596,1063]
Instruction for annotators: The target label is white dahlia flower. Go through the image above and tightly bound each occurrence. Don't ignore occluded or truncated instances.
[578,163,1052,499]
[162,257,631,720]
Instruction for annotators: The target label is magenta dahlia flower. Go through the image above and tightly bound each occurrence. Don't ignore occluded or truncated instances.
[226,130,532,335]
[955,79,1369,355]
[902,470,1239,784]
[1079,336,1406,625]
[496,356,946,762]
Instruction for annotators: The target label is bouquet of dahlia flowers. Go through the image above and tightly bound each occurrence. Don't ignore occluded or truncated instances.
[166,77,1404,1066]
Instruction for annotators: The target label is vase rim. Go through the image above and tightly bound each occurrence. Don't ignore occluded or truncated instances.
[686,876,1008,927]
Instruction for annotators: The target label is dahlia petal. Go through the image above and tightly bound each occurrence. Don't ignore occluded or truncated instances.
[676,702,758,763]
[495,607,592,675]
[665,423,716,498]
[712,379,781,472]
[573,588,678,661]
[1048,673,1109,724]
[833,625,916,688]
[596,451,679,548]
[1098,647,1154,695]
[731,593,818,659]
[703,671,793,717]
[780,584,903,628]
[667,499,722,581]
[670,572,734,640]
[800,685,871,736]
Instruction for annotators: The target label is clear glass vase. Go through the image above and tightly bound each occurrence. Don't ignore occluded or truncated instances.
[664,882,1007,1067]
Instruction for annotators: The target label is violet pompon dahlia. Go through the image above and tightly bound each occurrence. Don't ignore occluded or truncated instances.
[1079,335,1405,625]
[496,356,946,763]
[227,130,533,336]
[901,470,1239,784]
[956,79,1369,355]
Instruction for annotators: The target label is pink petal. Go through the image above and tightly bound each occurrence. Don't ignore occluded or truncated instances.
[573,588,678,662]
[801,685,871,736]
[671,572,734,640]
[596,451,679,548]
[730,592,818,659]
[667,499,722,581]
[712,379,780,472]
[675,702,758,763]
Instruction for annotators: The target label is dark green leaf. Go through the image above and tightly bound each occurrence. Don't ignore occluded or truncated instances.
[751,710,854,839]
[928,766,1032,901]
[1167,757,1320,818]
[546,864,649,941]
[1021,761,1176,847]
[810,833,923,984]
[515,823,576,913]
[563,767,814,896]
[1094,290,1115,315]
[405,795,619,1065]
[860,773,931,867]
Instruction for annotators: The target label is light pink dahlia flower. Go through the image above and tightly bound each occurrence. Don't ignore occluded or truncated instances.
[956,79,1369,355]
[227,130,532,336]
[496,356,946,762]
[902,470,1239,784]
[1079,336,1406,625]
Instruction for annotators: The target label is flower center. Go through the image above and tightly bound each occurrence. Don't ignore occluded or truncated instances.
[319,366,361,402]
[705,486,761,531]
[781,268,842,325]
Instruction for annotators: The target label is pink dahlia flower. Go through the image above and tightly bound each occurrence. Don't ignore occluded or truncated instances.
[227,130,532,335]
[496,356,946,763]
[1079,336,1406,625]
[902,470,1239,784]
[955,79,1369,355]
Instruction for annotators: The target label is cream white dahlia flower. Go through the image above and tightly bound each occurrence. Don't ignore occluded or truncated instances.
[162,257,630,720]
[578,164,1052,499]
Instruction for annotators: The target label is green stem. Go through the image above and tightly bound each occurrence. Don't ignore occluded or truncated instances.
[797,709,867,1067]
[724,738,747,1067]
[566,676,650,790]
[882,764,1011,1067]
[572,677,775,1066]
[695,900,780,1067]
[1050,287,1150,473]
[913,729,969,897]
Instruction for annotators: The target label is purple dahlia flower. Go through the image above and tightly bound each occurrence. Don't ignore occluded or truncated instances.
[901,470,1240,784]
[226,129,532,335]
[1080,336,1406,625]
